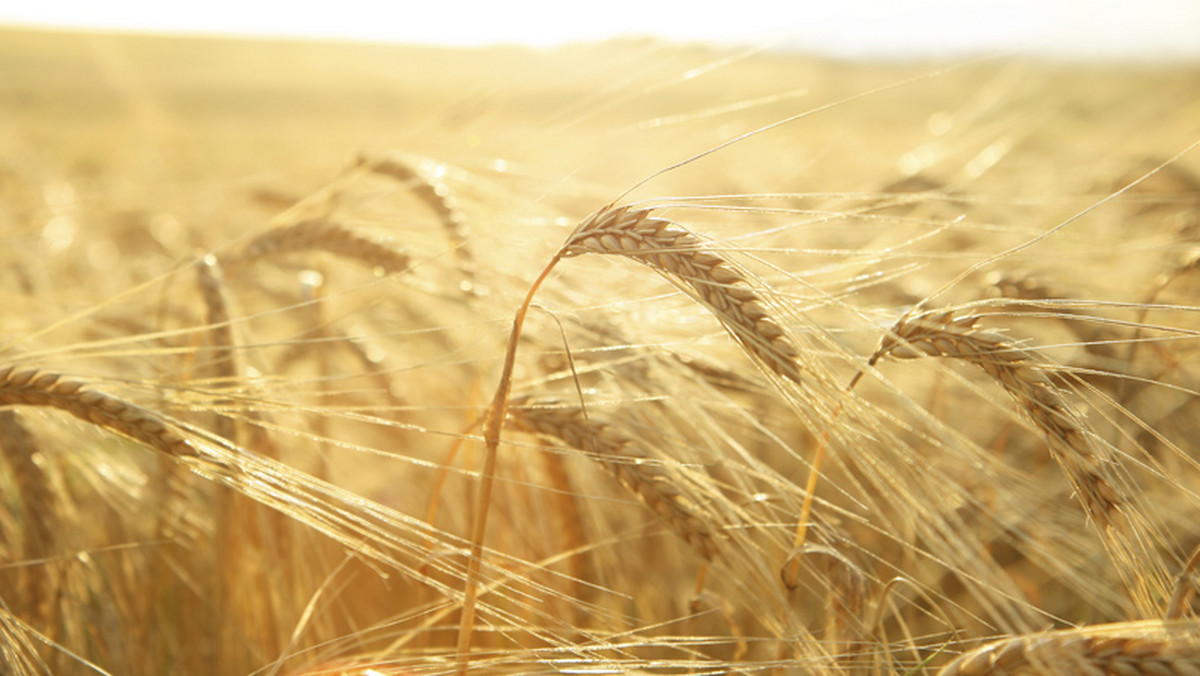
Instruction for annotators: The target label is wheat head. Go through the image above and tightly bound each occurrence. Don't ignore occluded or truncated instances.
[939,622,1200,676]
[0,365,196,460]
[871,309,1169,614]
[509,397,723,560]
[560,203,803,386]
[225,218,411,274]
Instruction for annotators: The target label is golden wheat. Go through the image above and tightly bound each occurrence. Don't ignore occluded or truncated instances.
[224,218,411,273]
[358,151,473,263]
[4,29,1200,676]
[939,622,1200,676]
[870,309,1170,615]
[560,203,803,386]
[509,397,723,560]
[0,365,197,460]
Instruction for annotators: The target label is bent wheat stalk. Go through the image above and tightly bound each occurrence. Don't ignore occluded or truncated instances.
[457,201,804,671]
[870,309,1168,614]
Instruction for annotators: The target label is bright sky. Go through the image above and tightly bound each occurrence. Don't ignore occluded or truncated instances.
[3,1,1199,60]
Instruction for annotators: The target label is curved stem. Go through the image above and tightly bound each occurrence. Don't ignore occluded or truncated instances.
[783,370,864,587]
[456,252,562,674]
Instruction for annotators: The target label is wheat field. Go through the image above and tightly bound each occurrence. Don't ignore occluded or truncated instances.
[2,27,1200,675]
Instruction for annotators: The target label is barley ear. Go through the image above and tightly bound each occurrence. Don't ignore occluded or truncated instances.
[938,624,1200,676]
[560,203,804,386]
[0,365,196,461]
[871,309,1169,614]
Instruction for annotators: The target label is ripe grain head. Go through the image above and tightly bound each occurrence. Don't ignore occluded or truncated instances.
[939,622,1200,676]
[560,203,804,387]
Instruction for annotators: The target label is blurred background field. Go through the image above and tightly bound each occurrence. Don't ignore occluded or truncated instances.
[2,26,1200,675]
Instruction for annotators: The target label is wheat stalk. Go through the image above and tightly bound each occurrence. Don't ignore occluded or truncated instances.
[509,398,723,560]
[0,410,54,554]
[0,410,56,628]
[561,203,803,386]
[938,622,1200,676]
[457,201,798,667]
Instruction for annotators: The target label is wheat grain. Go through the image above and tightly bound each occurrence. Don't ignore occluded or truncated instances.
[560,203,803,386]
[938,623,1200,676]
[225,218,411,274]
[508,398,723,560]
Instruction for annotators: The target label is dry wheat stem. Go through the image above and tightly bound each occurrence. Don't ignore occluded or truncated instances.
[0,410,57,629]
[456,252,562,674]
[0,411,54,556]
[938,623,1200,676]
[225,218,411,274]
[560,203,804,386]
[871,309,1168,614]
[509,398,723,560]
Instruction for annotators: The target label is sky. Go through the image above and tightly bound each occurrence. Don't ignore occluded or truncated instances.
[2,1,1199,61]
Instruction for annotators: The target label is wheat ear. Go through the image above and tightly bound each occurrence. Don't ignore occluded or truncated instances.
[0,365,196,460]
[561,203,803,386]
[938,623,1200,676]
[870,310,1167,612]
[872,311,1120,526]
[359,152,473,261]
[458,202,798,669]
[509,399,722,560]
[225,218,411,273]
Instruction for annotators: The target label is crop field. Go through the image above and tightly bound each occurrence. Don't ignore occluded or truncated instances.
[1,27,1200,675]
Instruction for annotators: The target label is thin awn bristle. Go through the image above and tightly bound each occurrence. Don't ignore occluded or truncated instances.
[225,218,411,274]
[509,398,723,560]
[560,203,803,387]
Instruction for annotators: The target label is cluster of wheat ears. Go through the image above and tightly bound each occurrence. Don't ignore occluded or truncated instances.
[3,33,1200,676]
